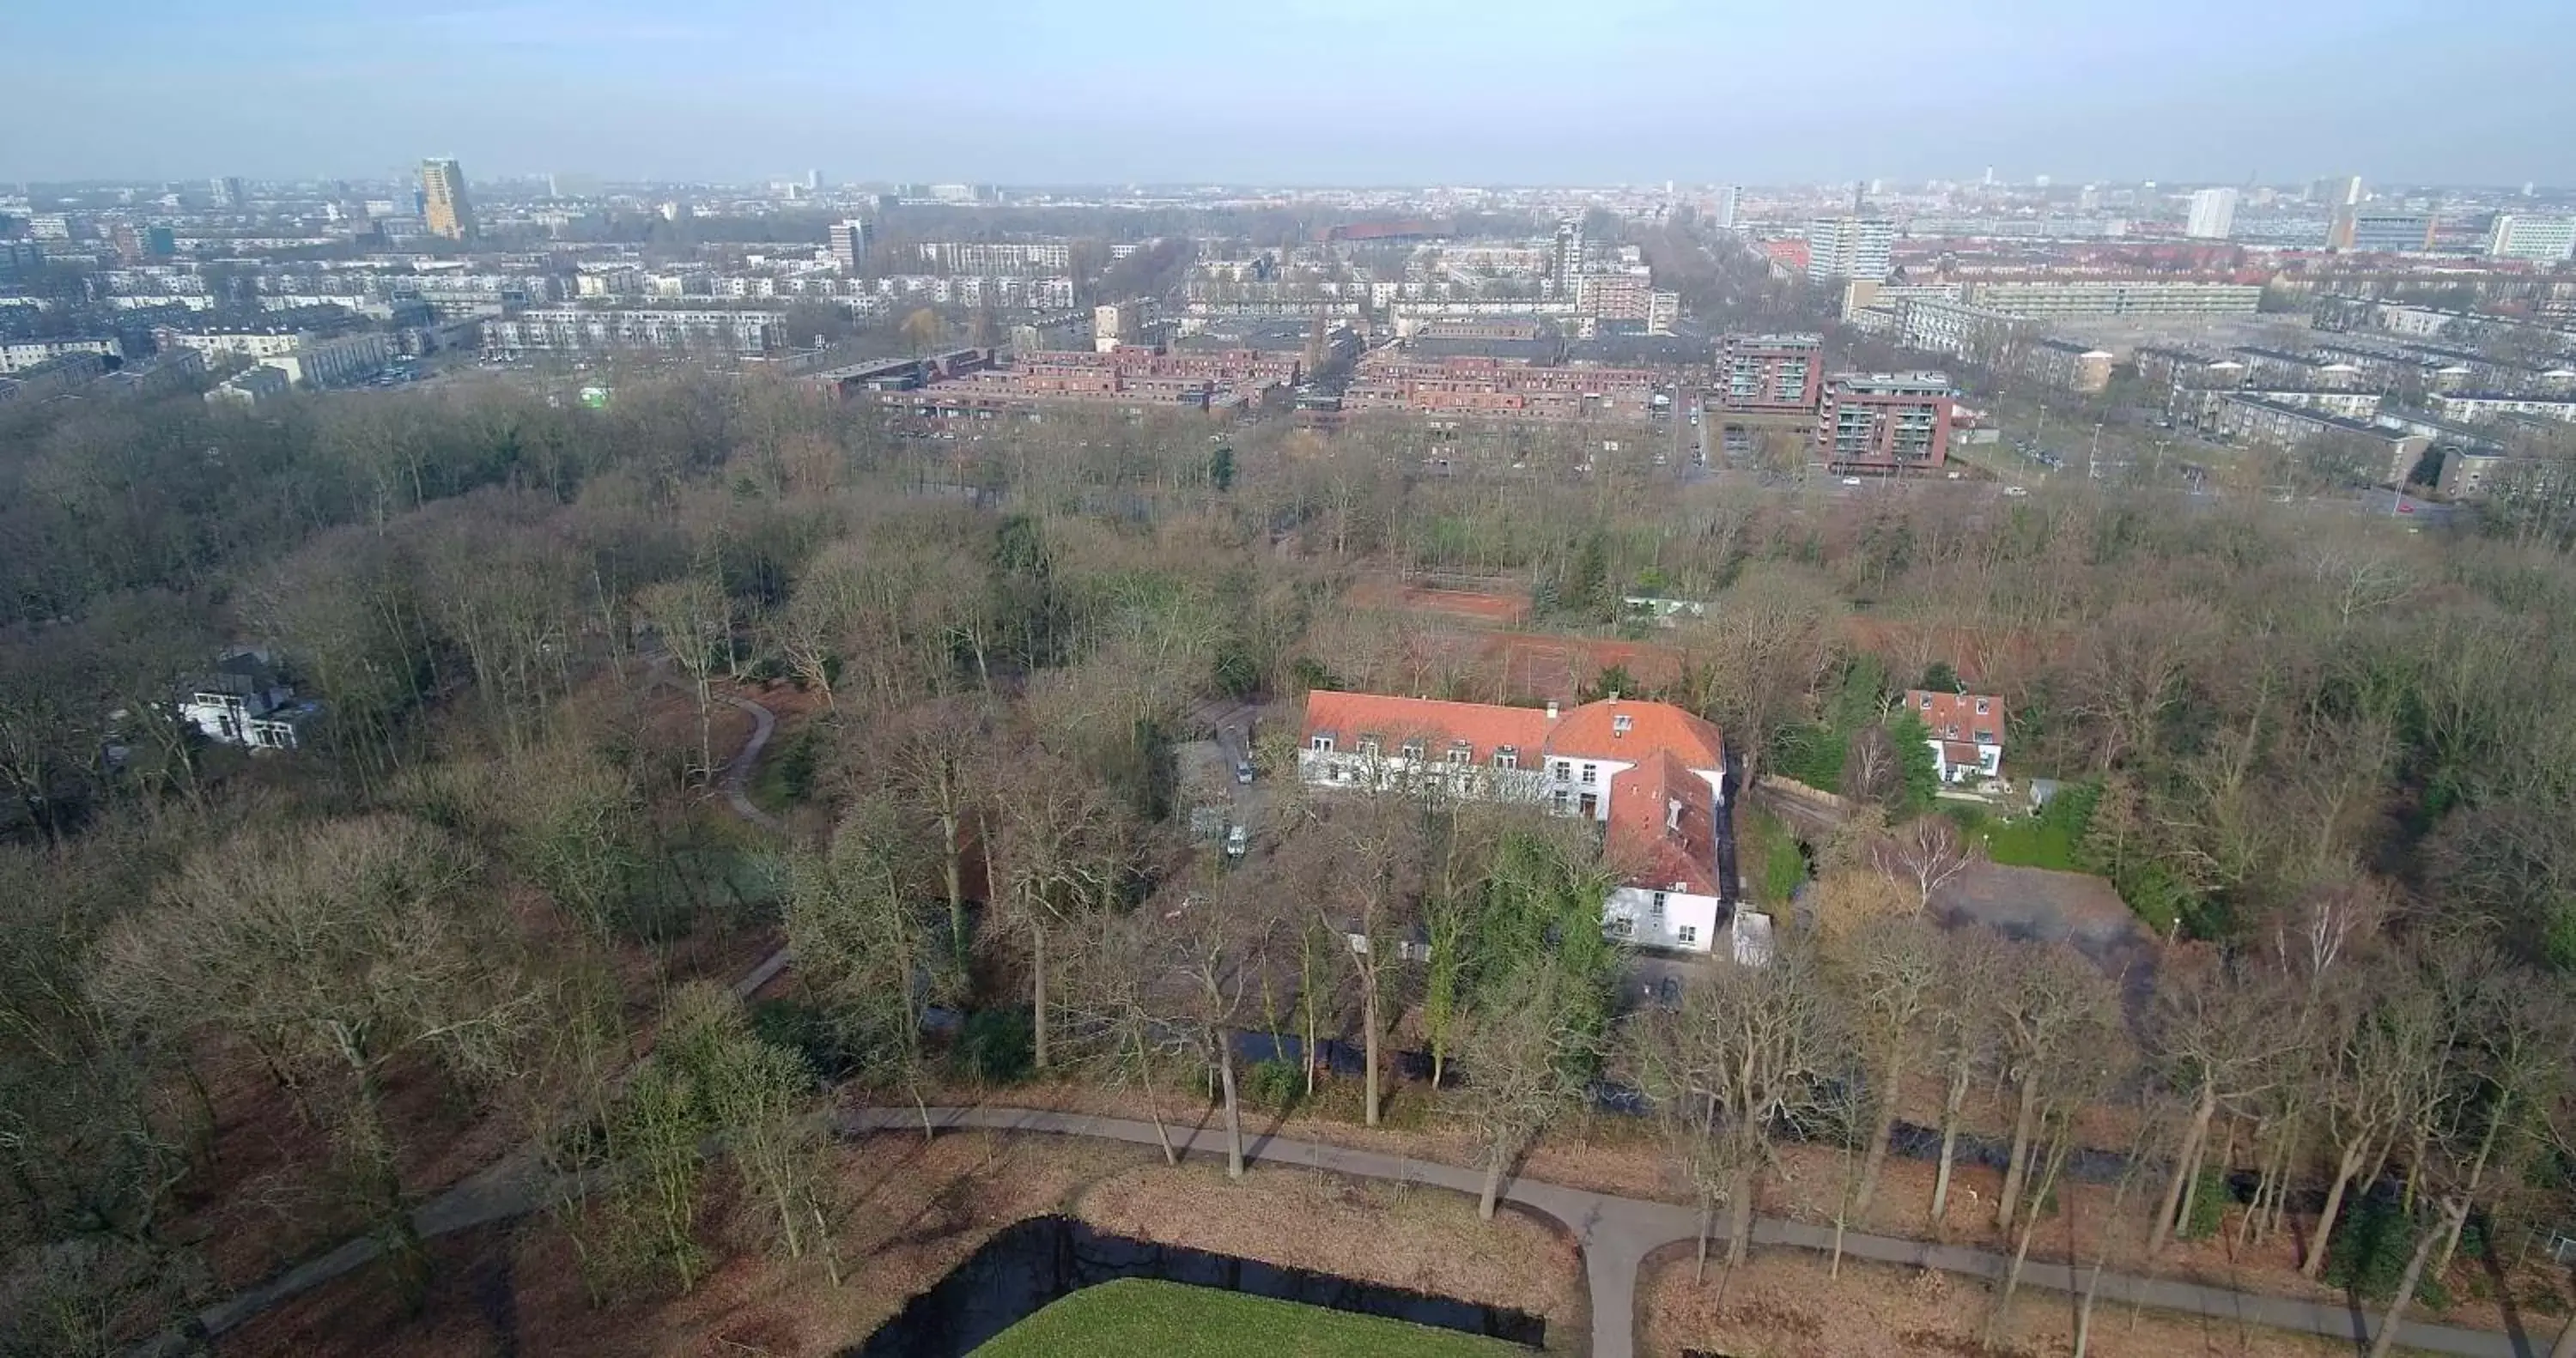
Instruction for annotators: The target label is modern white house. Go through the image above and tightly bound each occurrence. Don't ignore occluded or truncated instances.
[178,651,316,751]
[1905,688,2006,783]
[1299,692,1741,955]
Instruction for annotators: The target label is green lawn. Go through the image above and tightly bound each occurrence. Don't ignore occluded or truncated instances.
[969,1278,1531,1358]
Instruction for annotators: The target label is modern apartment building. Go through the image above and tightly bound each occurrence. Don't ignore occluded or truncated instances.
[2329,210,2436,252]
[2311,175,2364,209]
[420,159,477,241]
[916,242,1071,275]
[481,307,781,355]
[1817,372,1954,471]
[828,219,872,273]
[2017,338,2115,395]
[0,336,123,374]
[1714,333,1824,414]
[1961,279,2263,318]
[1712,185,1741,230]
[1806,216,1895,282]
[2488,215,2576,263]
[2427,391,2576,424]
[2184,188,2238,239]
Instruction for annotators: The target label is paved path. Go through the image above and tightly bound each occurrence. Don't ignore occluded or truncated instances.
[714,691,783,833]
[844,1106,2552,1358]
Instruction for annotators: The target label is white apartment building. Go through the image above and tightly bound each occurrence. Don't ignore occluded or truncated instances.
[0,336,123,373]
[917,242,1072,274]
[266,331,393,389]
[1962,280,2263,318]
[2427,391,2576,424]
[2185,187,2239,239]
[2488,215,2576,263]
[482,307,781,355]
[1807,216,1896,282]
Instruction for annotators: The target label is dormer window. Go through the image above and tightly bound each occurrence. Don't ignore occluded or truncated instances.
[1975,699,1990,715]
[1920,694,1933,710]
[1495,747,1519,770]
[1400,738,1425,761]
[1446,742,1473,765]
[1666,799,1683,831]
[1357,735,1380,758]
[1310,733,1335,753]
[1613,713,1633,736]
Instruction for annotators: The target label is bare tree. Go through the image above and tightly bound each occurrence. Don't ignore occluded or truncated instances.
[1873,815,1981,915]
[2301,961,2451,1279]
[2144,955,2280,1255]
[987,750,1134,1071]
[783,792,941,1136]
[1991,942,2122,1229]
[638,570,733,780]
[1827,916,1941,1218]
[1924,928,2010,1226]
[1634,941,1838,1270]
[1454,961,1596,1220]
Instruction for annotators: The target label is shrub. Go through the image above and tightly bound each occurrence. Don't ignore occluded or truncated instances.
[1244,1058,1303,1113]
[953,1008,1034,1085]
[2177,1167,2228,1241]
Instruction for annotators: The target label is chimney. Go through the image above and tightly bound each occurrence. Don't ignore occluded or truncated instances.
[1545,700,1559,721]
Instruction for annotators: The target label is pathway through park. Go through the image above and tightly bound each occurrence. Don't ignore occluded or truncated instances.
[162,686,2563,1358]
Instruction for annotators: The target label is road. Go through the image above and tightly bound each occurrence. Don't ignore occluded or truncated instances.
[845,1106,2560,1358]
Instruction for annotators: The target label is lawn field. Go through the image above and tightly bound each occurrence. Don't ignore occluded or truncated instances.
[969,1278,1532,1357]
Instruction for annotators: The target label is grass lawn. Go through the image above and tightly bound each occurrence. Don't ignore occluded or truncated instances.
[969,1278,1531,1357]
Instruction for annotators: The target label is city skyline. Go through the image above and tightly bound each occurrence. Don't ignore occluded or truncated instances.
[7,0,2574,186]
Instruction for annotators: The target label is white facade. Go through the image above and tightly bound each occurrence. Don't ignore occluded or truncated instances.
[270,331,392,389]
[482,307,781,355]
[0,337,122,373]
[1807,216,1896,282]
[2184,187,2238,239]
[206,365,292,406]
[1604,886,1722,953]
[2488,215,2576,263]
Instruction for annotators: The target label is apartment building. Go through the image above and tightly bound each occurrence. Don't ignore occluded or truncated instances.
[0,352,109,403]
[2427,391,2576,425]
[917,241,1072,274]
[2488,215,2576,263]
[2214,396,2427,483]
[1714,333,1823,414]
[1343,354,1659,421]
[482,307,781,355]
[0,336,123,373]
[1895,298,2026,363]
[2134,346,2248,397]
[1806,216,1895,282]
[2017,338,2115,394]
[205,365,292,407]
[829,219,872,273]
[2229,346,2365,390]
[1817,372,1954,471]
[1962,279,2263,318]
[2328,210,2436,253]
[2184,188,2238,239]
[420,158,476,241]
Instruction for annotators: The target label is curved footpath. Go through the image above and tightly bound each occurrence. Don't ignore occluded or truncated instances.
[842,1106,2544,1358]
[157,688,2554,1358]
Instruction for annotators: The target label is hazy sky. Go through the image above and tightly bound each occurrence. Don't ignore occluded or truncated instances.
[8,0,2572,186]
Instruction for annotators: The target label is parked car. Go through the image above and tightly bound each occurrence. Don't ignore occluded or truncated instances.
[1224,824,1249,858]
[1235,759,1255,784]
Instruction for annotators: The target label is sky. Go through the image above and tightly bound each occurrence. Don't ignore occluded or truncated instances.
[6,0,2573,187]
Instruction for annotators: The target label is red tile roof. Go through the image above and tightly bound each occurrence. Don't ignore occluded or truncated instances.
[1905,689,2006,748]
[1299,694,1725,773]
[1941,741,1984,767]
[1301,691,1552,766]
[1549,699,1725,770]
[1606,749,1722,896]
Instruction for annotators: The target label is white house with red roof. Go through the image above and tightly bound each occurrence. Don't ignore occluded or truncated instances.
[1905,688,2006,783]
[1299,691,1744,955]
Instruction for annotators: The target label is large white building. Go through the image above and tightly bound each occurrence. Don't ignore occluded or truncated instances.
[1807,216,1896,282]
[1299,692,1762,960]
[1961,279,2263,318]
[2488,215,2576,263]
[482,307,782,355]
[2184,187,2239,239]
[0,336,122,373]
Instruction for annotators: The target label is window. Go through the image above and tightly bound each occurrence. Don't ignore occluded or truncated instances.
[1975,699,1990,715]
[1580,763,1598,785]
[1920,694,1933,710]
[1357,736,1380,757]
[1552,759,1572,780]
[1309,735,1334,753]
[1666,799,1683,831]
[1607,916,1633,937]
[1494,747,1519,771]
[1678,925,1698,945]
[1400,738,1425,761]
[1446,743,1472,765]
[1612,713,1632,735]
[1650,891,1667,918]
[1551,789,1571,813]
